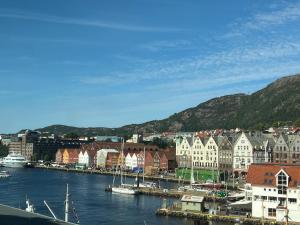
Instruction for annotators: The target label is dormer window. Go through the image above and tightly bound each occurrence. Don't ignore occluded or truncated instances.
[276,170,289,195]
[277,171,288,186]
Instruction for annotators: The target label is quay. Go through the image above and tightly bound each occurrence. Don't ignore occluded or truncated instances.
[156,209,286,225]
[0,203,77,225]
[35,165,190,184]
[105,186,227,202]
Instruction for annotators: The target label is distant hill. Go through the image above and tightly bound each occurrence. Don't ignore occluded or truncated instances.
[35,74,300,136]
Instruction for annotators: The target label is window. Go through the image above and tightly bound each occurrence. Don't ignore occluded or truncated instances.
[268,208,276,217]
[277,172,287,186]
[288,198,297,204]
[269,197,277,202]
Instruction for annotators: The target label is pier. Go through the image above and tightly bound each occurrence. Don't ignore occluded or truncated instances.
[156,208,285,225]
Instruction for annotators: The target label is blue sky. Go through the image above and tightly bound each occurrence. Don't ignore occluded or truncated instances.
[1,0,300,133]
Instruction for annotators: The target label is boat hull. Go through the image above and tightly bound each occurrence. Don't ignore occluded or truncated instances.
[112,187,138,195]
[2,162,27,168]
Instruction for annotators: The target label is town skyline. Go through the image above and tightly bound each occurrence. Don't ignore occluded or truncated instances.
[1,0,300,133]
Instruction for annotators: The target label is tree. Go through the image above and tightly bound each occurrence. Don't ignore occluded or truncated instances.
[0,143,9,157]
[64,132,79,139]
[294,118,300,127]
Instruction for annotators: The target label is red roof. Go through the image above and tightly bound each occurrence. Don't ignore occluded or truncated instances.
[247,163,300,188]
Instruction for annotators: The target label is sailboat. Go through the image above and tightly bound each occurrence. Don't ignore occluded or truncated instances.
[112,138,138,195]
[135,147,157,189]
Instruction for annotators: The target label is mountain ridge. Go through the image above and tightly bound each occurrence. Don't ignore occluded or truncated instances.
[35,74,300,136]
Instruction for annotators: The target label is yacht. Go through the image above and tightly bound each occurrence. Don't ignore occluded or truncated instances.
[112,186,138,195]
[2,154,28,168]
[111,139,138,195]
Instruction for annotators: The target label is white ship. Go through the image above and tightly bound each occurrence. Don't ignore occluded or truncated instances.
[2,154,28,168]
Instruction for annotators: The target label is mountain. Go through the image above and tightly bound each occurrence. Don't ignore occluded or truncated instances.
[36,74,300,136]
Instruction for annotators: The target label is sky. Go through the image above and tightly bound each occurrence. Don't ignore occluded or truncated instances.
[1,0,300,133]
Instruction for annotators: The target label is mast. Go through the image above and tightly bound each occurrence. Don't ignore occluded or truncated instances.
[190,134,195,187]
[120,138,124,185]
[143,146,145,183]
[65,184,69,222]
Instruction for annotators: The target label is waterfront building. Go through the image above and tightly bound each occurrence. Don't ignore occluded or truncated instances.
[55,149,63,164]
[290,135,300,164]
[181,195,204,212]
[96,149,119,168]
[273,134,290,163]
[125,152,138,170]
[105,152,119,169]
[232,132,273,174]
[203,136,219,169]
[175,136,192,168]
[218,136,234,176]
[8,141,22,155]
[62,148,80,164]
[136,150,145,169]
[247,163,300,222]
[192,136,205,168]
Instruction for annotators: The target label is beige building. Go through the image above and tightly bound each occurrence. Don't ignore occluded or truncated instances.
[181,195,204,212]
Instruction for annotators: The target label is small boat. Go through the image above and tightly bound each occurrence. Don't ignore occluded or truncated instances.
[0,171,11,178]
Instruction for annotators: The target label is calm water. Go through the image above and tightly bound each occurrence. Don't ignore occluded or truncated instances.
[0,168,194,225]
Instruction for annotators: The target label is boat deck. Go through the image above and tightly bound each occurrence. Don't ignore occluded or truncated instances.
[0,204,77,225]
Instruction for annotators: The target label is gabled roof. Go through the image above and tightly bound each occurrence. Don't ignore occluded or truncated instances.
[247,163,300,188]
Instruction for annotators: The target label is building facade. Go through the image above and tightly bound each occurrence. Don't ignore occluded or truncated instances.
[247,164,300,222]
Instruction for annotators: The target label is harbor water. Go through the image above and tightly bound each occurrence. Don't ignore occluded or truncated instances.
[0,168,194,225]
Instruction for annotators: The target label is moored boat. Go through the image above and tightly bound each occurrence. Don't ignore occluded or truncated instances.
[2,154,28,168]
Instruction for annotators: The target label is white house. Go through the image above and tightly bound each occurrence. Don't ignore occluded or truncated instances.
[125,152,138,170]
[175,136,193,168]
[247,164,300,222]
[233,132,254,172]
[78,150,86,165]
[191,136,205,168]
[202,136,219,169]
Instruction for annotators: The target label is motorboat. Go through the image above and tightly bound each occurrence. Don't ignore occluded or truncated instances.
[2,154,28,168]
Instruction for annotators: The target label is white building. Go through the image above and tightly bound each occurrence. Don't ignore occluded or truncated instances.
[176,136,193,168]
[125,152,138,170]
[78,150,88,166]
[233,132,254,172]
[247,164,300,222]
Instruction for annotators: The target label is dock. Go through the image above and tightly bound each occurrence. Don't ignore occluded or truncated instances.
[35,165,188,184]
[156,208,283,225]
[105,186,227,203]
[0,203,77,225]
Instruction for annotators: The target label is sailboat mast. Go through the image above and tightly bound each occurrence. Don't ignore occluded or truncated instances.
[191,134,194,187]
[120,138,124,185]
[65,184,69,222]
[143,146,145,183]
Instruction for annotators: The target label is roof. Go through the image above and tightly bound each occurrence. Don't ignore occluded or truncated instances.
[181,195,204,203]
[247,163,300,188]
